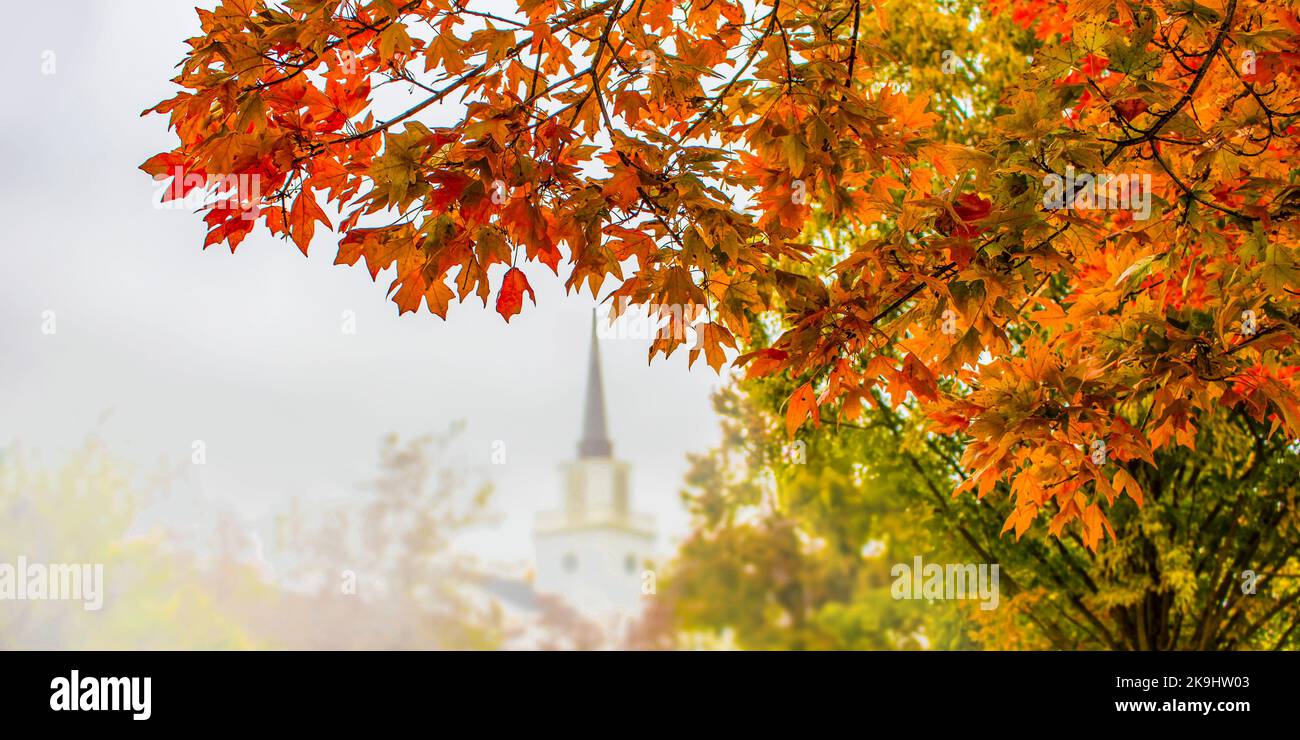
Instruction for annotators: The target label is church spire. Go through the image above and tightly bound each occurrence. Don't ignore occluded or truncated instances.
[578,309,613,458]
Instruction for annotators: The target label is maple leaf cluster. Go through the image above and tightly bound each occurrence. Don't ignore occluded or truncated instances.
[143,0,1300,548]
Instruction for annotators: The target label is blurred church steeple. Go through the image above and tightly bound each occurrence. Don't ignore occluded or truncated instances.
[532,308,654,621]
[577,310,612,458]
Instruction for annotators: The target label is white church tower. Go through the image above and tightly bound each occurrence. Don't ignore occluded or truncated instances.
[533,312,656,621]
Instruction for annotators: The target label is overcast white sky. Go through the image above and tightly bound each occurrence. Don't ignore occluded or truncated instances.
[0,1,725,562]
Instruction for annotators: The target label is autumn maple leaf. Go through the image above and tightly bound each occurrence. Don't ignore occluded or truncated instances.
[495,267,535,323]
[950,194,993,238]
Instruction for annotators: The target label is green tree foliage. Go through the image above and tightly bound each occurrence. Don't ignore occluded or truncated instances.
[663,371,1300,649]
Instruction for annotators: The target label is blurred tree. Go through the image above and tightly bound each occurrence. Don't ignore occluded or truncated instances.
[267,425,503,649]
[0,439,261,649]
[0,426,505,650]
[661,384,971,650]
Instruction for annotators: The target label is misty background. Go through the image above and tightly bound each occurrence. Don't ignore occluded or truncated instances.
[0,0,724,568]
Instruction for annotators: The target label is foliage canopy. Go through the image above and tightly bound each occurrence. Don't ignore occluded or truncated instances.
[144,0,1300,548]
